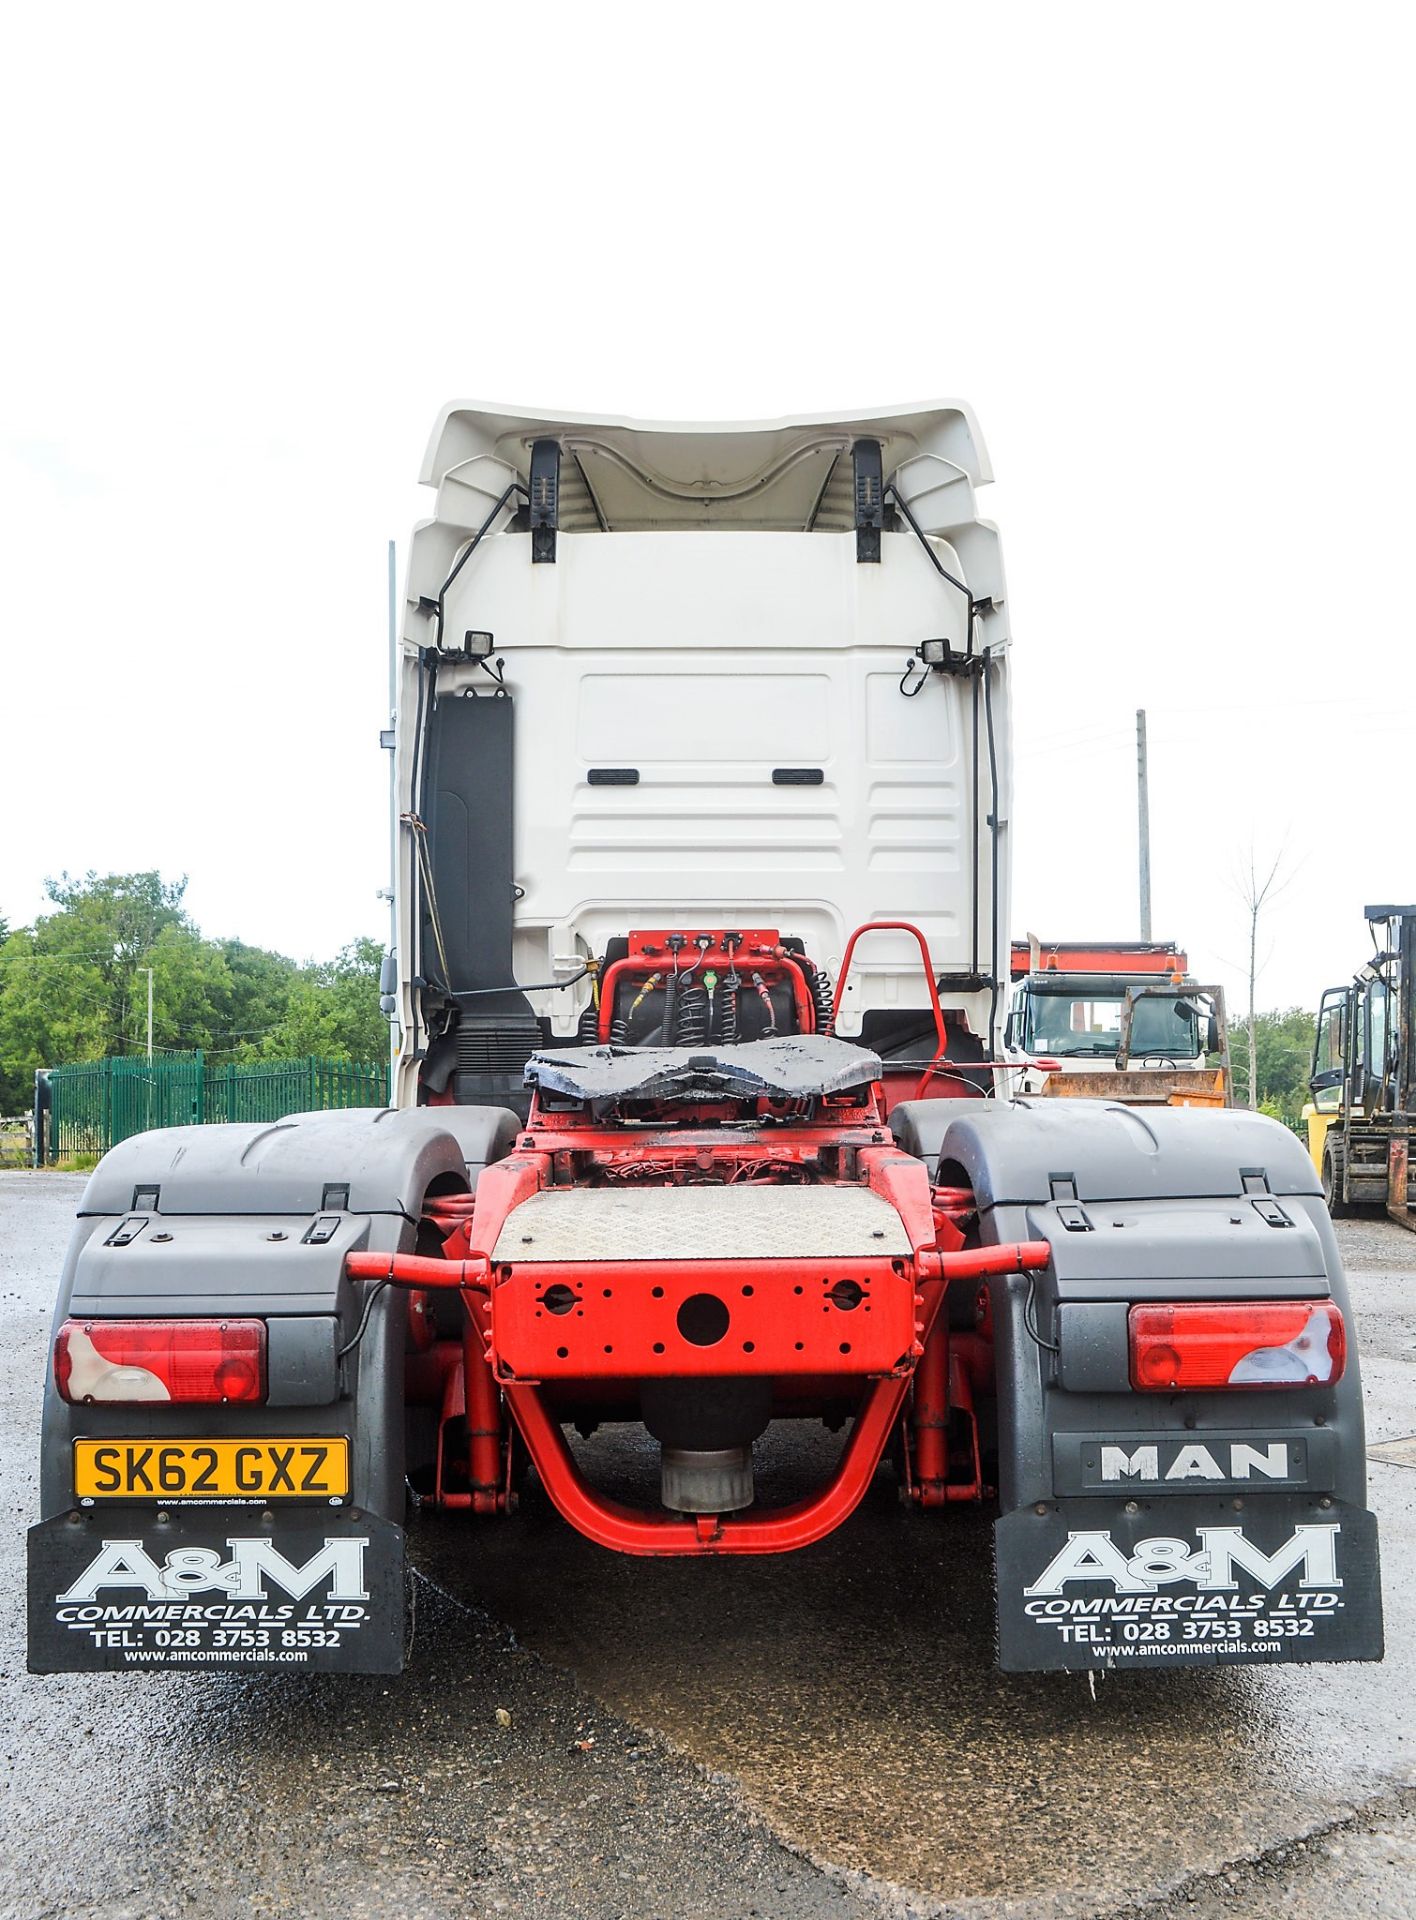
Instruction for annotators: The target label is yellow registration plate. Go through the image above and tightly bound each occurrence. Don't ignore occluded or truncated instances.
[73,1438,350,1502]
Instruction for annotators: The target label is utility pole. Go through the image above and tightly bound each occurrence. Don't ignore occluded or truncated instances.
[141,966,154,1060]
[380,540,401,1094]
[1136,708,1152,941]
[387,538,397,949]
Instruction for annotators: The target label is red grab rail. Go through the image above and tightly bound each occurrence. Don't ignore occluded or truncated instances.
[833,919,951,1099]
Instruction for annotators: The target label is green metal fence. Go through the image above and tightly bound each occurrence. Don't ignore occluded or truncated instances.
[201,1057,389,1126]
[42,1053,389,1161]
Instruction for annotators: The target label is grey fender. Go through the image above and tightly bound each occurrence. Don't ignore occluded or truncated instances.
[904,1099,1368,1514]
[75,1104,518,1219]
[428,1104,524,1185]
[37,1104,520,1523]
[889,1099,980,1169]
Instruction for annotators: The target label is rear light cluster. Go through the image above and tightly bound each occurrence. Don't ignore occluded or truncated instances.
[54,1319,266,1405]
[1129,1301,1345,1392]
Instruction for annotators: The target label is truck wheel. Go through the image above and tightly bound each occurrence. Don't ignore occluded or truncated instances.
[1323,1140,1352,1218]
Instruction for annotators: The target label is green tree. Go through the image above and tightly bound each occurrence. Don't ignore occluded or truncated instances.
[1228,1007,1316,1126]
[144,924,238,1052]
[0,874,385,1110]
[0,873,192,1108]
[250,938,386,1062]
[215,939,299,1053]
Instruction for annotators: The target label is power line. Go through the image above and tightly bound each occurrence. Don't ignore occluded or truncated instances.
[0,949,139,965]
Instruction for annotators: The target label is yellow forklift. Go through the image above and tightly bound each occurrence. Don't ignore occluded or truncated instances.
[1308,904,1416,1228]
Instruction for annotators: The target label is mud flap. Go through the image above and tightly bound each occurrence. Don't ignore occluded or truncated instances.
[28,1508,405,1674]
[995,1497,1383,1671]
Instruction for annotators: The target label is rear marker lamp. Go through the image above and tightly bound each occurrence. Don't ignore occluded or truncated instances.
[1129,1301,1345,1392]
[54,1318,266,1405]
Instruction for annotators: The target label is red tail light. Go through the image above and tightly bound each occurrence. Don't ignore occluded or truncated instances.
[54,1319,266,1405]
[1129,1301,1345,1392]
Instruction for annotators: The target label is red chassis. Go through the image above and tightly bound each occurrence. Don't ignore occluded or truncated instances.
[349,1077,1049,1557]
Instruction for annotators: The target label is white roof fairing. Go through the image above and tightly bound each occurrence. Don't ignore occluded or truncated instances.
[419,400,994,535]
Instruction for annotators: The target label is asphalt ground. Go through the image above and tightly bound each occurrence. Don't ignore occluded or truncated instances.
[2,1171,1414,1920]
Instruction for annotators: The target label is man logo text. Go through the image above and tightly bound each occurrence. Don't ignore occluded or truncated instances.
[1100,1442,1290,1483]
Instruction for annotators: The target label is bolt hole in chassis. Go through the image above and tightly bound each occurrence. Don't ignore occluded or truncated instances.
[29,404,1382,1676]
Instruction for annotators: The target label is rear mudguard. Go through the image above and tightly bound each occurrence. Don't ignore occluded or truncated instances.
[895,1097,1384,1670]
[27,1105,518,1675]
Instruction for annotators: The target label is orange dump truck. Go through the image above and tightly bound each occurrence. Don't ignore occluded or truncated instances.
[1006,939,1231,1107]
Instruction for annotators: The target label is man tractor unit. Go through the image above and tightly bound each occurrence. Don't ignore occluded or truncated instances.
[29,403,1382,1676]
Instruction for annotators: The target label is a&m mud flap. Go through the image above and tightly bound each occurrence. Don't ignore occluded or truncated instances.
[994,1496,1383,1671]
[27,1508,405,1674]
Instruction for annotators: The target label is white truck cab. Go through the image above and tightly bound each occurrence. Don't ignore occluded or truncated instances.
[391,403,1012,1110]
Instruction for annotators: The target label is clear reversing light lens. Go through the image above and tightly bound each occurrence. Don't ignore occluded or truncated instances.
[54,1319,266,1405]
[1129,1301,1345,1392]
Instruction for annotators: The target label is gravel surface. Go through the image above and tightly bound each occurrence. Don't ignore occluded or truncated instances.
[1139,1788,1416,1920]
[0,1174,877,1920]
[4,1168,1415,1920]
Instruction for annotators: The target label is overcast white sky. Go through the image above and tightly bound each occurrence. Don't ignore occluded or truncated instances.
[2,3,1412,1018]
